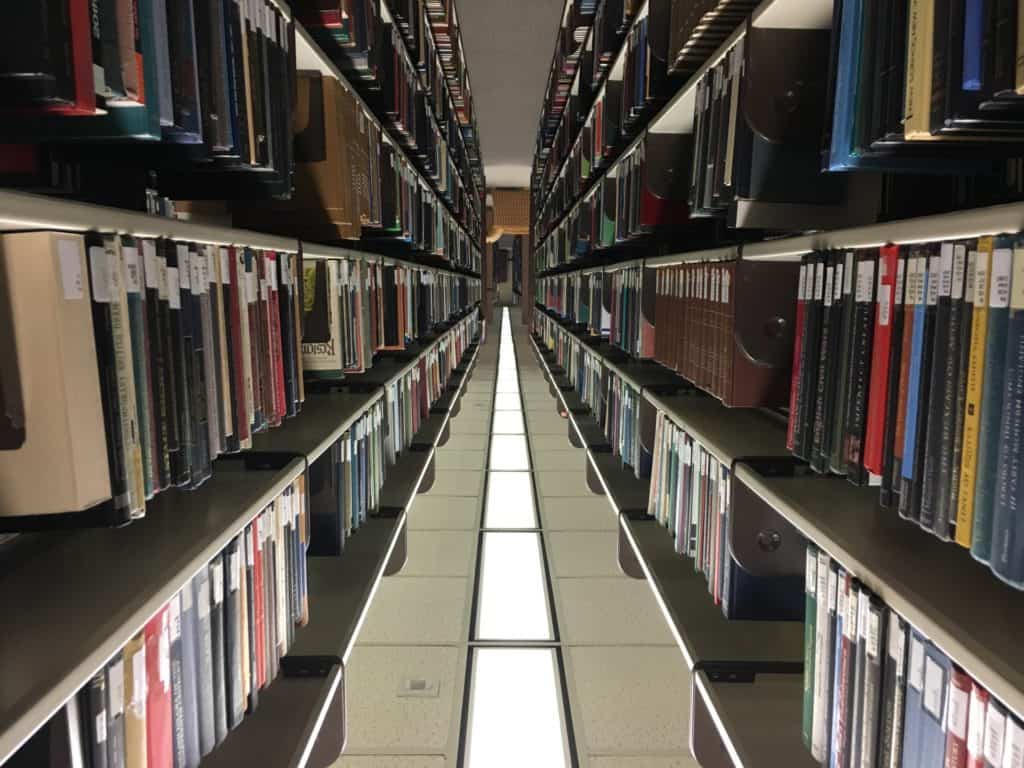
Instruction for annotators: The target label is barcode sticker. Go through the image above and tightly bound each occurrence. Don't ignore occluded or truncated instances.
[856,260,875,302]
[844,252,855,294]
[220,248,231,284]
[88,245,112,303]
[948,684,969,740]
[927,256,941,306]
[131,648,146,712]
[984,707,1007,765]
[951,245,966,300]
[167,267,181,310]
[991,248,1012,308]
[922,656,945,720]
[909,636,925,691]
[123,246,141,294]
[58,239,85,300]
[108,659,125,717]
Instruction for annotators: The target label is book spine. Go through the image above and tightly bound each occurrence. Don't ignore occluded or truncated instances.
[83,670,109,768]
[859,600,886,768]
[899,254,930,520]
[144,606,172,768]
[945,667,972,768]
[168,594,186,768]
[143,241,170,492]
[832,251,858,474]
[811,256,838,473]
[881,253,908,508]
[956,238,993,547]
[209,556,228,745]
[966,682,989,768]
[844,254,877,484]
[811,549,832,761]
[864,246,899,476]
[123,632,146,768]
[990,238,1024,586]
[971,237,1014,563]
[122,238,155,500]
[890,256,918,507]
[788,260,808,451]
[797,256,825,461]
[106,653,126,768]
[194,567,216,757]
[949,249,978,543]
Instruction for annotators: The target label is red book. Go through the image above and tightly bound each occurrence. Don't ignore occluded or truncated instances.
[787,261,808,451]
[945,666,972,768]
[863,245,900,474]
[43,0,97,116]
[252,516,266,690]
[265,252,286,425]
[144,606,173,768]
[966,682,989,768]
[227,248,251,446]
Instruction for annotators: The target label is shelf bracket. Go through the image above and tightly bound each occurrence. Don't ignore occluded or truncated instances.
[383,524,408,576]
[617,521,646,579]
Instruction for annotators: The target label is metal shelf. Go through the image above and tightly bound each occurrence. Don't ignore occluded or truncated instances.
[0,458,305,765]
[252,392,383,465]
[734,463,1024,720]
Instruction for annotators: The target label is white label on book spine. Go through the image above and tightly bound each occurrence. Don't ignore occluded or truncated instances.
[824,266,835,308]
[167,267,181,310]
[130,648,146,713]
[952,245,967,299]
[844,252,855,294]
[844,585,857,641]
[827,567,837,610]
[1004,719,1024,768]
[940,244,954,297]
[991,248,1012,308]
[230,551,241,592]
[833,263,844,302]
[927,256,941,306]
[1011,249,1024,310]
[949,684,969,740]
[123,246,141,294]
[867,610,880,658]
[212,562,224,605]
[58,239,85,300]
[895,258,906,306]
[159,614,170,691]
[88,246,112,303]
[198,578,211,620]
[805,550,816,594]
[922,656,944,719]
[247,267,257,304]
[268,255,278,291]
[814,262,824,301]
[169,593,181,642]
[856,260,875,302]
[220,248,231,284]
[968,689,987,757]
[985,707,1007,765]
[95,712,107,744]
[965,251,978,305]
[108,659,125,717]
[143,241,158,290]
[178,246,191,291]
[909,636,925,691]
[798,264,808,301]
[975,251,991,306]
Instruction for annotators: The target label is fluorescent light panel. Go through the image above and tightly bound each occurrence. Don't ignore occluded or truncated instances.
[464,648,570,768]
[492,410,525,434]
[489,434,530,470]
[494,393,522,411]
[484,472,536,528]
[475,533,552,640]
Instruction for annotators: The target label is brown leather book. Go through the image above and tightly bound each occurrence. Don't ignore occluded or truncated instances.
[0,232,112,518]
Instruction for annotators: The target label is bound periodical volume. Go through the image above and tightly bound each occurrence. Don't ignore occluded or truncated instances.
[0,231,304,526]
[603,368,645,477]
[538,312,605,416]
[803,544,1024,768]
[667,0,759,77]
[8,477,308,768]
[786,236,1024,589]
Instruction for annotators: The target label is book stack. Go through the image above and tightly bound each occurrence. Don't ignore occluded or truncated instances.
[10,477,309,768]
[667,0,759,77]
[619,0,671,135]
[591,0,630,84]
[609,265,651,358]
[0,0,295,198]
[652,259,799,407]
[824,0,1024,172]
[787,235,1024,590]
[0,231,304,526]
[309,401,386,555]
[603,369,645,477]
[803,544,1024,768]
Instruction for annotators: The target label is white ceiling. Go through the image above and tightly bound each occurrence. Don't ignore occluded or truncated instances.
[458,0,565,189]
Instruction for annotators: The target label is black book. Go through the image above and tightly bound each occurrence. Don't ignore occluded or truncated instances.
[180,577,202,766]
[795,254,826,460]
[169,593,187,768]
[221,248,242,454]
[850,585,869,765]
[900,246,940,521]
[0,3,71,107]
[84,232,132,521]
[142,241,171,492]
[244,525,259,714]
[96,0,124,99]
[82,669,109,768]
[209,556,229,746]
[921,243,965,536]
[947,245,977,541]
[831,251,858,474]
[811,252,845,473]
[843,251,878,484]
[880,250,909,508]
[186,244,213,489]
[224,537,246,730]
[246,5,269,167]
[877,611,908,768]
[194,565,216,756]
[165,0,204,141]
[225,0,251,163]
[196,0,232,153]
[164,240,193,486]
[859,595,887,768]
[105,654,126,768]
[823,560,840,755]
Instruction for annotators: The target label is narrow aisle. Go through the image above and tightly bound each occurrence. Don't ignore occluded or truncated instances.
[336,308,698,768]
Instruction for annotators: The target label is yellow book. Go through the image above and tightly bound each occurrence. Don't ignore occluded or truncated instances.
[904,0,936,139]
[955,237,993,547]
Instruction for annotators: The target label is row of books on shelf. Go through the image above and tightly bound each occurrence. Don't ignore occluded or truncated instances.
[535,132,692,264]
[1,0,295,199]
[0,229,480,528]
[236,69,481,267]
[788,237,1024,589]
[297,0,480,208]
[536,0,1024,260]
[10,478,309,768]
[421,0,476,128]
[804,545,1024,768]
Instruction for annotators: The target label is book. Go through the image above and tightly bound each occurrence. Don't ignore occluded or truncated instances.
[878,610,907,768]
[193,565,216,756]
[123,631,146,768]
[864,245,901,477]
[843,251,878,483]
[946,666,973,768]
[82,670,109,768]
[899,251,932,521]
[106,654,126,768]
[880,251,909,509]
[145,606,173,768]
[209,556,228,745]
[803,544,819,749]
[967,681,990,768]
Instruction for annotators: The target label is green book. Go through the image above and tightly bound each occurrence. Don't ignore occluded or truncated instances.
[802,543,818,748]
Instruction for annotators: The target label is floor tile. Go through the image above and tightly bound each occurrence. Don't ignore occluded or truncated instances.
[439,434,487,452]
[525,416,572,435]
[448,418,491,435]
[529,433,577,451]
[568,646,691,755]
[421,469,485,497]
[531,449,586,472]
[539,496,617,530]
[536,469,593,497]
[342,645,462,752]
[336,758,446,768]
[400,531,477,577]
[556,578,675,644]
[545,531,622,578]
[434,450,486,471]
[358,577,468,644]
[406,495,480,530]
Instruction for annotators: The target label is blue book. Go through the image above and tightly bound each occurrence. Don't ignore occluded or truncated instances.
[972,236,1016,562]
[962,0,985,90]
[990,237,1024,586]
[827,0,863,171]
[900,255,929,518]
[918,643,951,767]
[900,631,928,768]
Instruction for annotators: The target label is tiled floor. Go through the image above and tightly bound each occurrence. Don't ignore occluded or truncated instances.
[335,309,698,768]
